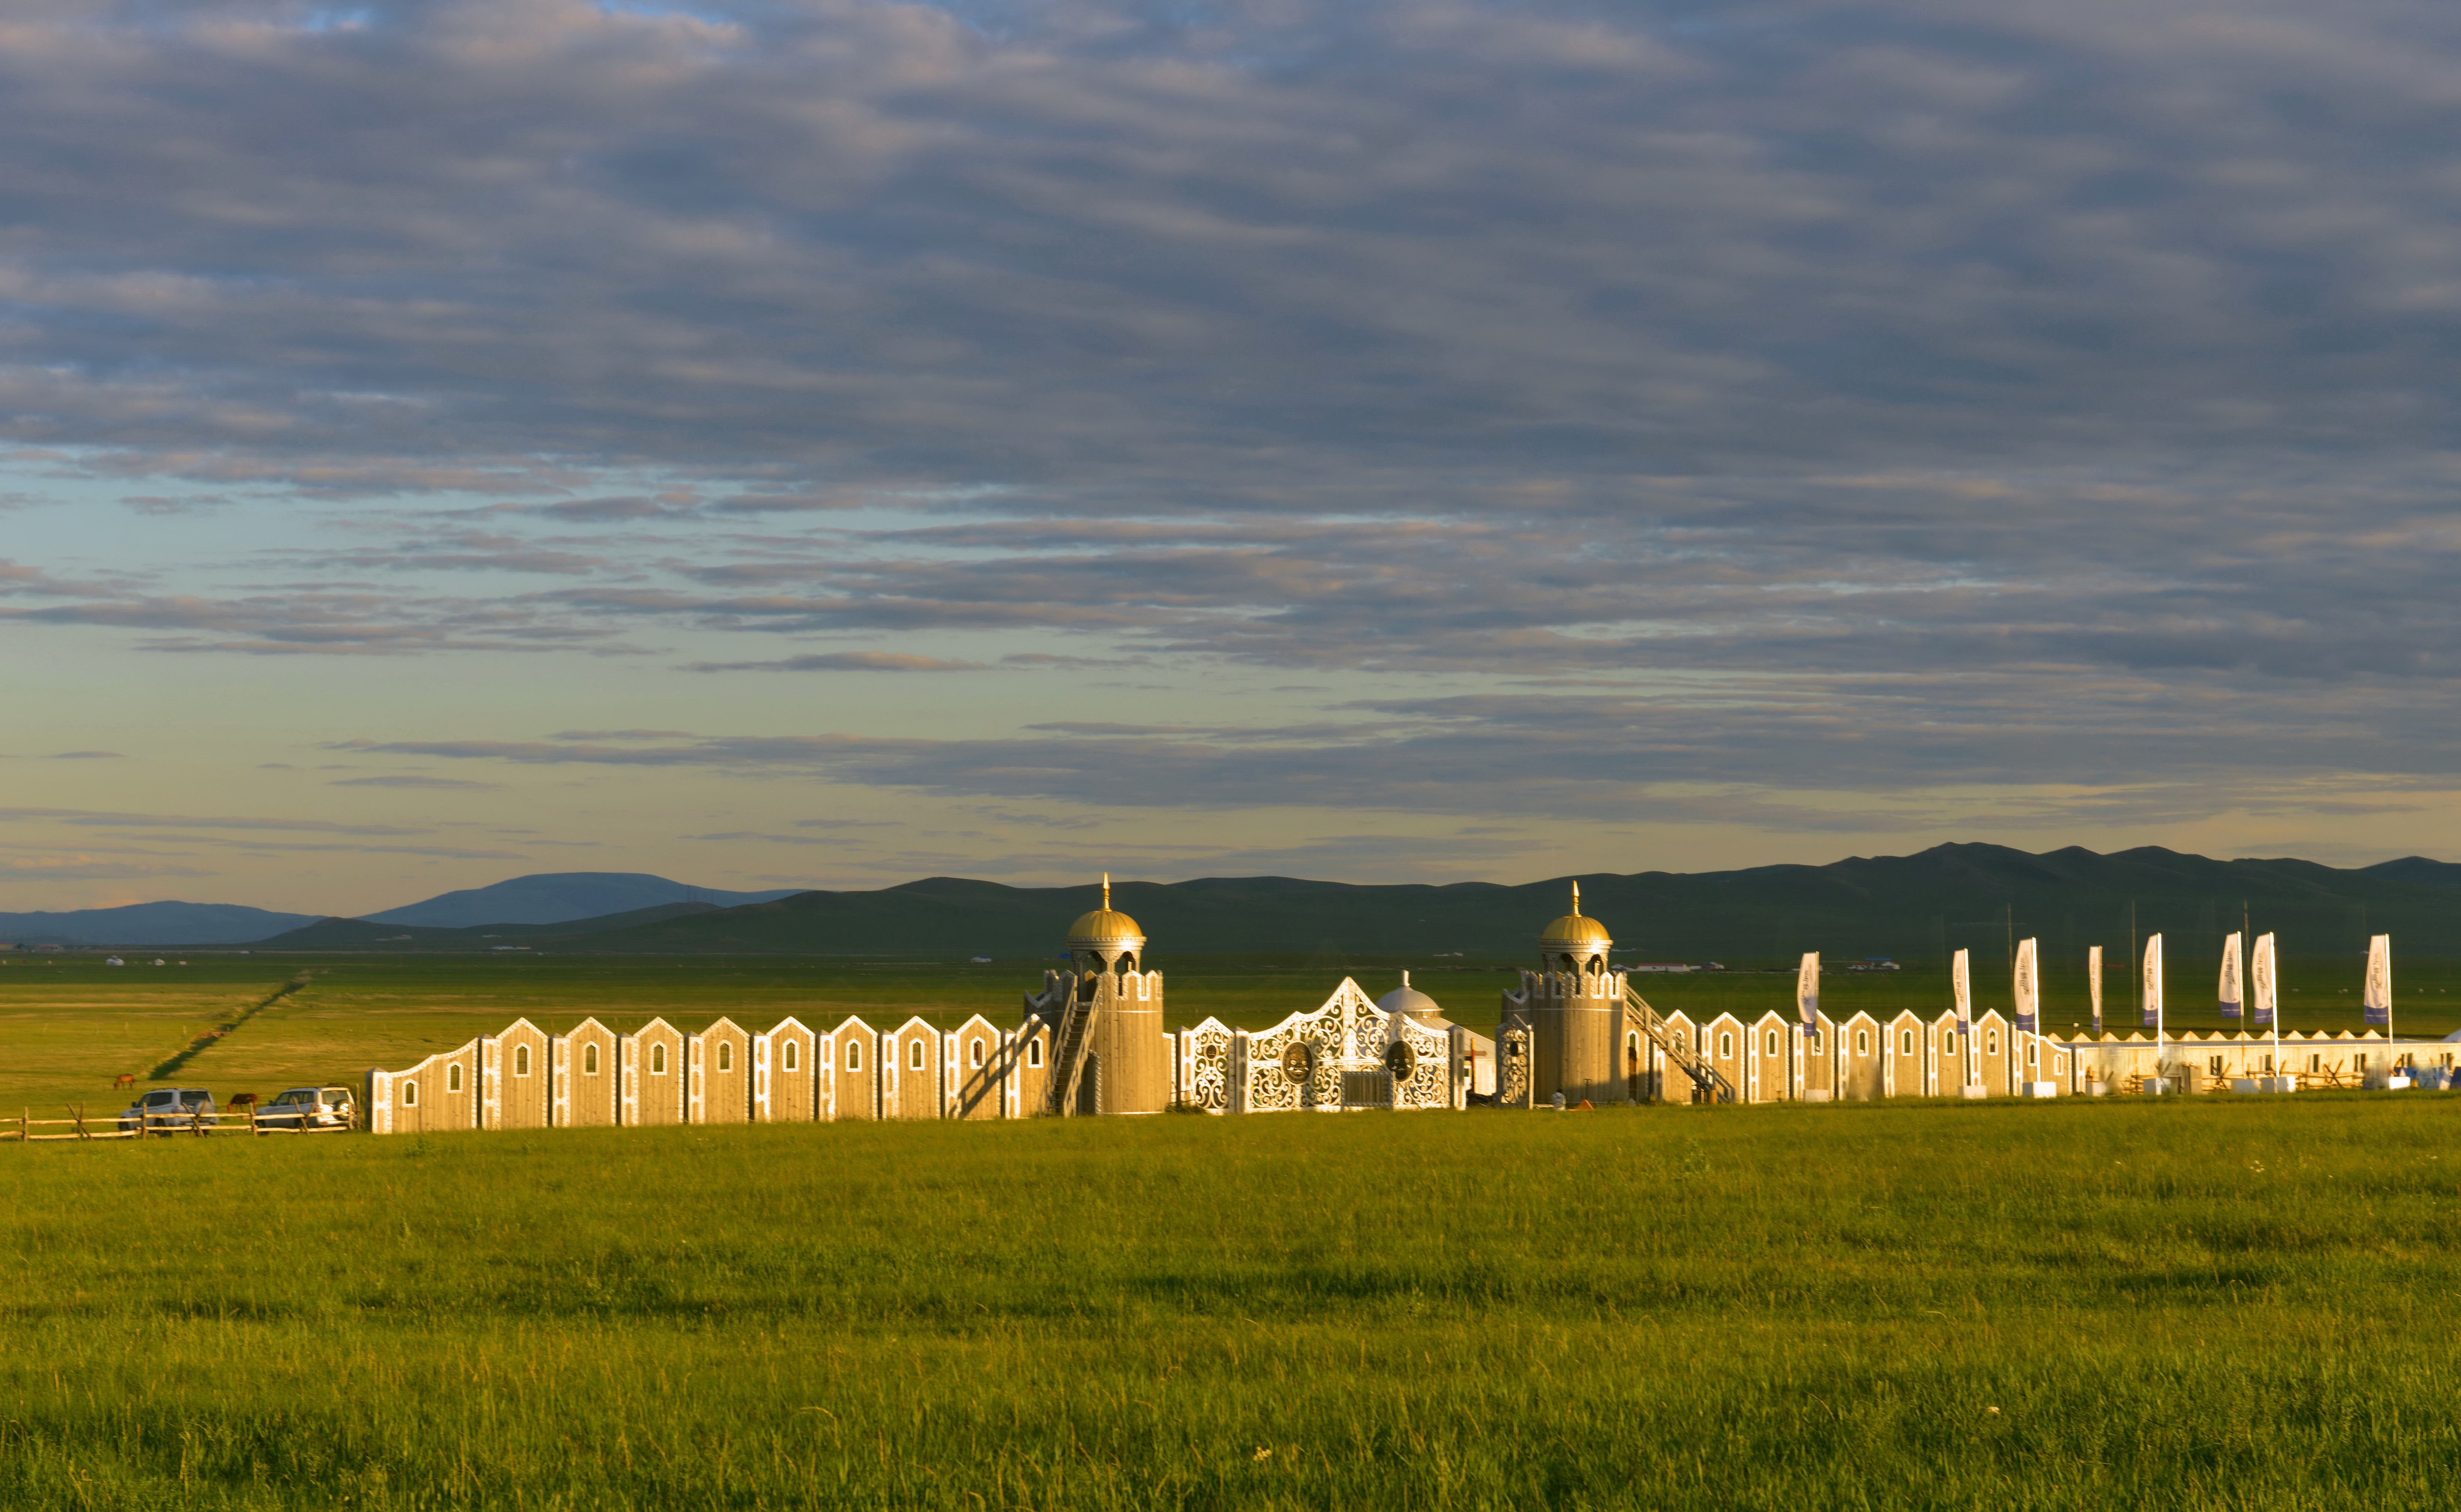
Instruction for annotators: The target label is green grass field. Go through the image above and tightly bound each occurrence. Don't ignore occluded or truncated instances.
[5,1095,2461,1509]
[7,955,2461,1507]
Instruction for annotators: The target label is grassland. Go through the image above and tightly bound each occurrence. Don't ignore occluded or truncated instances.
[6,955,2461,1507]
[5,1094,2461,1509]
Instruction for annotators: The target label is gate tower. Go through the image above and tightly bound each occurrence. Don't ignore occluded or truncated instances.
[1024,875,1171,1114]
[1501,883,1625,1105]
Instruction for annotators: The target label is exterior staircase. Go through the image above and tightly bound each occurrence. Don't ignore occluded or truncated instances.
[1044,984,1100,1116]
[1624,984,1737,1104]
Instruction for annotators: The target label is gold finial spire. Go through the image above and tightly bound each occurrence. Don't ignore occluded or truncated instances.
[1572,880,1581,915]
[1102,872,1111,909]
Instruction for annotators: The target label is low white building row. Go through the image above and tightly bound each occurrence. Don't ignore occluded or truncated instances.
[1644,1005,2450,1102]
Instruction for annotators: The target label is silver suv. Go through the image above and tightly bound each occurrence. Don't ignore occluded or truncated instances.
[257,1085,357,1131]
[117,1087,218,1134]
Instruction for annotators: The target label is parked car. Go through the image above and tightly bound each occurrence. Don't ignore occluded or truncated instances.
[256,1085,357,1131]
[117,1087,218,1134]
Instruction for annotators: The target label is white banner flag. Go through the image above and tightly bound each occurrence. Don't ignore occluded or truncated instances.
[2218,931,2243,1020]
[1953,948,1972,1038]
[1796,951,1820,1035]
[2142,934,2163,1029]
[2252,933,2277,1028]
[2088,945,2104,1034]
[2014,937,2039,1034]
[2365,934,2392,1028]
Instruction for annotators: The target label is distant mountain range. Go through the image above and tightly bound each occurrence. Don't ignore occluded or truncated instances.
[0,872,801,946]
[0,900,322,946]
[506,845,2461,961]
[11,846,2461,957]
[360,872,801,928]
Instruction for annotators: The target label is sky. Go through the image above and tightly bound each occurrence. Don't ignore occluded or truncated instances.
[4,0,2460,916]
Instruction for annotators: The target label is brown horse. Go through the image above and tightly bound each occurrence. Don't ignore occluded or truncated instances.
[113,1073,136,1090]
[227,1092,258,1110]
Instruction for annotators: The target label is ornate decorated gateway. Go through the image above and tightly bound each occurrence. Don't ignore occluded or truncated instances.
[1210,979,1464,1113]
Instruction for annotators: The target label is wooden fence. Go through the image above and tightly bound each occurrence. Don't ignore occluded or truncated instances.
[3,1107,358,1143]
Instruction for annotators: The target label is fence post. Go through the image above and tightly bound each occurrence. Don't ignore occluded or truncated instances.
[18,1109,25,1145]
[73,1104,87,1141]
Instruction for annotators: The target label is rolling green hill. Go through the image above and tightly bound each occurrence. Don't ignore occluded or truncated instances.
[270,842,2461,964]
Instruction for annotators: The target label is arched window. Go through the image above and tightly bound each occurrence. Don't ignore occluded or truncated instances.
[514,1044,532,1077]
[846,1040,862,1071]
[1718,1031,1733,1059]
[717,1041,733,1073]
[1765,1030,1778,1058]
[447,1062,463,1093]
[1628,1032,1641,1062]
[583,1042,600,1076]
[1900,1029,1913,1056]
[651,1043,668,1076]
[2028,1042,2038,1067]
[1987,1031,1999,1056]
[1855,1030,1869,1056]
[970,1038,985,1069]
[909,1038,925,1070]
[782,1040,798,1072]
[402,1080,418,1106]
[1028,1039,1044,1068]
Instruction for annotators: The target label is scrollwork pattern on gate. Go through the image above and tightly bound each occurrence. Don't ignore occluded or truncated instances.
[1496,1016,1533,1108]
[1243,980,1381,1112]
[1232,979,1465,1113]
[1181,1017,1234,1111]
[1387,1012,1451,1109]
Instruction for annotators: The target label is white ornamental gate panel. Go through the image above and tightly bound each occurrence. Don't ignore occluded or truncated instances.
[1385,1011,1452,1110]
[1178,1017,1234,1112]
[1239,979,1454,1113]
[1239,991,1351,1112]
[1495,1014,1533,1108]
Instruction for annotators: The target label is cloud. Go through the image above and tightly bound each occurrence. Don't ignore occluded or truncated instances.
[0,0,2450,492]
[327,775,501,789]
[0,807,429,836]
[0,857,217,882]
[338,697,2461,832]
[50,751,125,760]
[687,651,989,672]
[2,0,2460,857]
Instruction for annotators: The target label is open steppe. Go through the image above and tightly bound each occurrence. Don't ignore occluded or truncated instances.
[7,953,2461,1508]
[4,1090,2461,1508]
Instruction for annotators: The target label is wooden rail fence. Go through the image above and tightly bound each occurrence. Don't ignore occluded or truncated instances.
[4,1107,358,1143]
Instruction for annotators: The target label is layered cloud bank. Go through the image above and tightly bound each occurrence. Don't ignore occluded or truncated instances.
[2,0,2457,906]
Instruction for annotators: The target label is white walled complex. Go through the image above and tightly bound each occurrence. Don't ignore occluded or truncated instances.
[367,886,2456,1131]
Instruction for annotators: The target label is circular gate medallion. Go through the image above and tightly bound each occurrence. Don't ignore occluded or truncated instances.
[1384,1041,1417,1080]
[1280,1042,1315,1083]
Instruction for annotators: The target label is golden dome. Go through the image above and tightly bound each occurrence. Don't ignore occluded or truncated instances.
[1067,873,1146,948]
[1539,881,1612,948]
